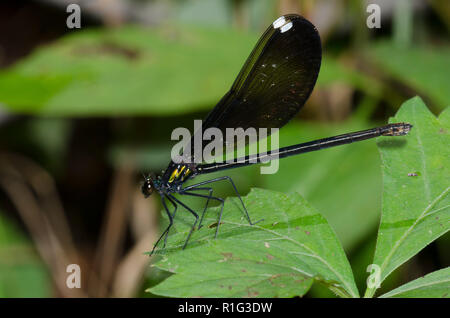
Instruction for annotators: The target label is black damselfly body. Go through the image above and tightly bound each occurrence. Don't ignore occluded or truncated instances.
[142,14,411,255]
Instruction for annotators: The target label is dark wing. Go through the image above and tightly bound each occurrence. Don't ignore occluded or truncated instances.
[172,14,321,168]
[202,14,321,133]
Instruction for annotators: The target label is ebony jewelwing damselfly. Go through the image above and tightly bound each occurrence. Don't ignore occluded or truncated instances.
[142,14,411,255]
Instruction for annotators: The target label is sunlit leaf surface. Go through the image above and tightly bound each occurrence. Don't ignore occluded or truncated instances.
[148,188,358,298]
[366,97,450,297]
[380,267,450,298]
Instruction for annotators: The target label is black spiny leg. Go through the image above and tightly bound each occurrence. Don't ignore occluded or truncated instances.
[180,187,215,229]
[150,195,176,255]
[181,189,225,238]
[163,195,178,248]
[167,194,199,250]
[182,176,263,226]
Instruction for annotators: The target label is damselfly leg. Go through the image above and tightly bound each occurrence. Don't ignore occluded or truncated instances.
[180,189,225,238]
[167,194,200,250]
[182,176,264,226]
[150,195,176,256]
[180,187,219,229]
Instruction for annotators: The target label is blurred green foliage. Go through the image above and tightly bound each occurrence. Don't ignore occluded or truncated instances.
[0,25,257,115]
[1,25,447,116]
[0,213,50,297]
[368,42,450,111]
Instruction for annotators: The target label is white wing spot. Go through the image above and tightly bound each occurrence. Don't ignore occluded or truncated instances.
[272,16,286,29]
[280,22,293,33]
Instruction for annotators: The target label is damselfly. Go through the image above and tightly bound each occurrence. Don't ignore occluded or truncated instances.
[142,14,411,255]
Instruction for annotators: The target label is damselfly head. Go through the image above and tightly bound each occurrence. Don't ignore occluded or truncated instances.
[141,175,155,198]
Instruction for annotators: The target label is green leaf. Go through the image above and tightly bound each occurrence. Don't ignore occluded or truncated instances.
[0,25,257,116]
[148,188,359,298]
[258,121,382,250]
[380,267,450,298]
[365,97,450,297]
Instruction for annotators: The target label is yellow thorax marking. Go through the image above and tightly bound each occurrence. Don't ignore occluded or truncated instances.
[181,168,191,181]
[169,165,186,183]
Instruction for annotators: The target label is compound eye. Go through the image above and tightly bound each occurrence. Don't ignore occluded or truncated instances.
[141,179,154,198]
